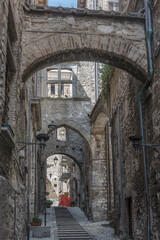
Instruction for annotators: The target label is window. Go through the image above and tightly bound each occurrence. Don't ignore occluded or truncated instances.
[54,184,57,187]
[61,85,64,95]
[47,68,73,98]
[108,2,119,11]
[36,0,48,5]
[57,127,66,141]
[51,85,55,95]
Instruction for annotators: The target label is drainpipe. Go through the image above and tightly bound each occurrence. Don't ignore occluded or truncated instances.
[118,105,125,237]
[34,139,37,216]
[94,0,98,102]
[94,63,98,102]
[27,87,32,240]
[138,1,154,240]
[14,191,17,240]
[36,72,38,98]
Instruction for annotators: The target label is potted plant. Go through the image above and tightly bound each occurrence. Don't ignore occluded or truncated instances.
[85,192,89,199]
[64,192,69,196]
[45,191,50,196]
[45,199,53,208]
[71,201,75,207]
[109,207,120,219]
[123,234,132,240]
[31,216,42,226]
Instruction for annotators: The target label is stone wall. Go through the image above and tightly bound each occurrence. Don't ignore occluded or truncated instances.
[22,5,147,82]
[0,176,26,240]
[43,127,85,164]
[0,0,9,125]
[88,0,160,238]
[85,0,119,10]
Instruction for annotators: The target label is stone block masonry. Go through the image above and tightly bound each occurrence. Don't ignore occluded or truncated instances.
[22,5,147,83]
[0,176,26,240]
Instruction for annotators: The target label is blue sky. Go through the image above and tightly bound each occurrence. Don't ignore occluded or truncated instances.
[48,0,77,8]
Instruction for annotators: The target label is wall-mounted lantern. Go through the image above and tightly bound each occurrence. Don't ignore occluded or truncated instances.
[36,133,49,154]
[54,156,58,165]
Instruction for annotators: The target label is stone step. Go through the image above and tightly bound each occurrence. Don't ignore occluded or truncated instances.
[55,207,92,240]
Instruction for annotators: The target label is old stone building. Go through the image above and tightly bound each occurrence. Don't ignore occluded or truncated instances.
[0,0,160,240]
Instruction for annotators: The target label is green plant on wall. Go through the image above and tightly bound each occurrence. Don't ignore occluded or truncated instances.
[101,64,114,99]
[123,233,132,240]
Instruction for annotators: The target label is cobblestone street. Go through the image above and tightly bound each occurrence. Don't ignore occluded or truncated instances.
[30,207,120,240]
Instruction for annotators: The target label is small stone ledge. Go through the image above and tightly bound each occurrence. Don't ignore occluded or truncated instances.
[0,124,15,149]
[40,97,91,101]
[30,226,51,238]
[24,4,144,21]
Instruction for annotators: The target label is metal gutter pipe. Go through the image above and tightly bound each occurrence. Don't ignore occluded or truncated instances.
[138,1,154,239]
[94,62,98,102]
[34,139,37,215]
[27,88,32,240]
[118,105,125,236]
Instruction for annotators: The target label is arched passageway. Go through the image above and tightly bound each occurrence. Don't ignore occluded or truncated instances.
[22,6,147,82]
[39,153,83,208]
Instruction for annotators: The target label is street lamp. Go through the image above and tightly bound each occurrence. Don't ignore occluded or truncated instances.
[129,135,141,157]
[49,173,52,179]
[36,133,49,155]
[54,156,58,165]
[129,135,160,157]
[48,121,57,134]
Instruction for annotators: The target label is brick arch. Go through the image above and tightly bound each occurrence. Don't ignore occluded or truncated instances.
[22,7,147,82]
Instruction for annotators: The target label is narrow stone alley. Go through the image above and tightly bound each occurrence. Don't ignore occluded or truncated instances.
[0,0,160,240]
[30,207,120,240]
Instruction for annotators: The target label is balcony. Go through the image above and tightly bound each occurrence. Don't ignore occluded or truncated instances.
[59,173,71,182]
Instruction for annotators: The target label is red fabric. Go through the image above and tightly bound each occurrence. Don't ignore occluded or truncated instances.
[59,195,72,207]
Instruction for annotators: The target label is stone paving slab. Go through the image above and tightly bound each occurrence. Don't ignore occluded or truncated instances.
[30,207,120,240]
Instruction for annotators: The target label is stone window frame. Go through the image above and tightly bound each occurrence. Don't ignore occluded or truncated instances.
[47,67,73,98]
[57,127,67,142]
[108,1,119,11]
[35,0,48,5]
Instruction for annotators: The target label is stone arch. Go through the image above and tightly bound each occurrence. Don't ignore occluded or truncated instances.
[43,123,92,166]
[91,112,109,134]
[41,115,91,149]
[45,152,82,169]
[57,123,91,146]
[22,7,147,82]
